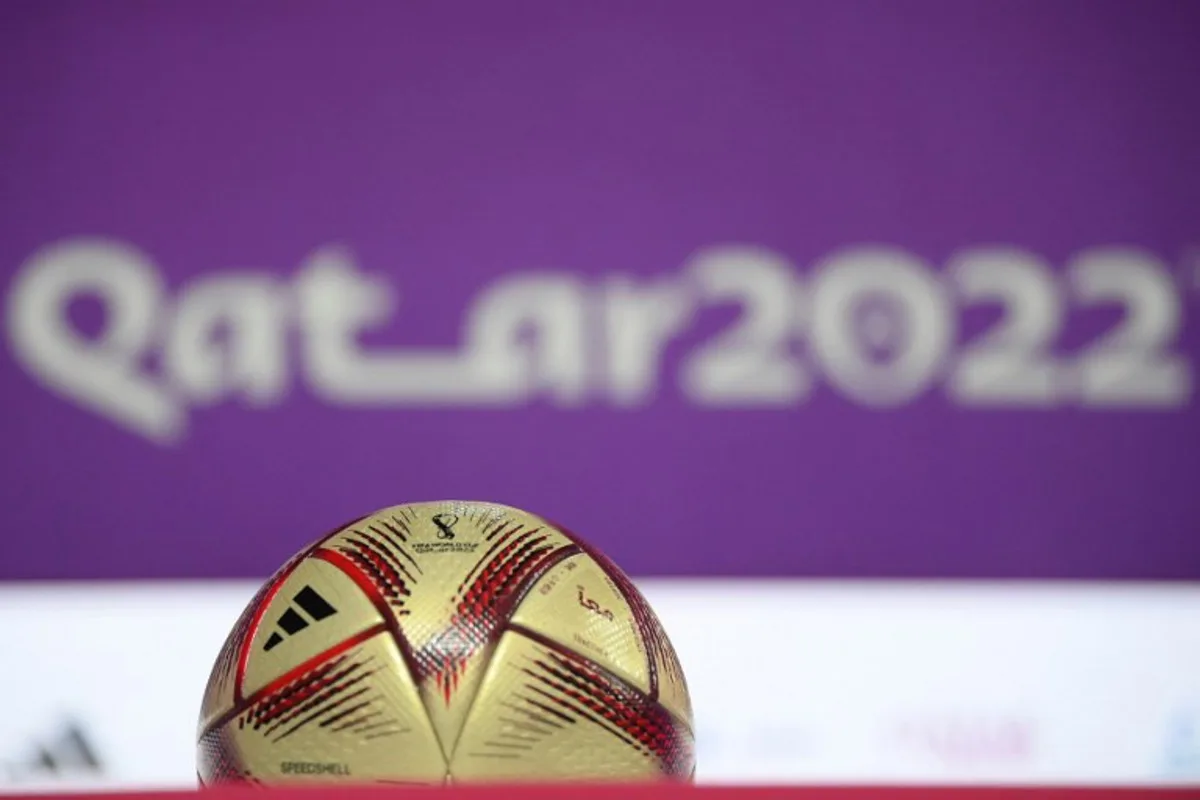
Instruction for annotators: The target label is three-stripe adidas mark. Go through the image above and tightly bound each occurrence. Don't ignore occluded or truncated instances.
[263,586,338,652]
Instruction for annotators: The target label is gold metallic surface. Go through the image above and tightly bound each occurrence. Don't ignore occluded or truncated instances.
[197,501,694,784]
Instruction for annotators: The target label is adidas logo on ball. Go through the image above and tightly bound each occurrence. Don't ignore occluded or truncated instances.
[261,586,339,652]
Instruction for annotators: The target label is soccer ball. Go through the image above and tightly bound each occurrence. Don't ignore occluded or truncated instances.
[196,501,695,784]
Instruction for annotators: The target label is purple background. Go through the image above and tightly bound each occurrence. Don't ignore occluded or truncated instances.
[2,0,1198,581]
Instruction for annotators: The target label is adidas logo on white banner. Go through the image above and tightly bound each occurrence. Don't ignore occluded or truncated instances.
[1,721,102,784]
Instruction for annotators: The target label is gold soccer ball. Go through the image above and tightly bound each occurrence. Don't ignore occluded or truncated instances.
[196,501,694,784]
